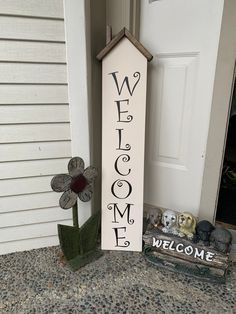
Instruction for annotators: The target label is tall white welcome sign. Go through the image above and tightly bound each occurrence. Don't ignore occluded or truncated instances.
[97,28,152,251]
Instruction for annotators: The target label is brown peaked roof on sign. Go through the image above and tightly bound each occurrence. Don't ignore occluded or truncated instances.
[96,27,153,62]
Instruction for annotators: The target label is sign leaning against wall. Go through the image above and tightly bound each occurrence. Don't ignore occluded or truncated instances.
[97,28,153,251]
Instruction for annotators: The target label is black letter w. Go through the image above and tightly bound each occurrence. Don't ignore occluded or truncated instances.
[109,71,141,96]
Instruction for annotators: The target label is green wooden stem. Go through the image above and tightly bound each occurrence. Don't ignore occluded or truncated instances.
[72,203,79,228]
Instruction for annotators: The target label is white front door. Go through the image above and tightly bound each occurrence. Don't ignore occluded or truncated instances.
[140,0,224,216]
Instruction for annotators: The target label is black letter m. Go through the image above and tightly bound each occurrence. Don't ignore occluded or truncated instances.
[107,203,134,225]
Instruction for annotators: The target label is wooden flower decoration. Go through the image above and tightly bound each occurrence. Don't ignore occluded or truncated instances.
[51,157,98,209]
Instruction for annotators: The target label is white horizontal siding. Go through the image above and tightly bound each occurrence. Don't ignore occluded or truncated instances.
[0,176,53,197]
[0,192,61,214]
[0,63,67,83]
[0,85,68,104]
[0,235,60,255]
[0,141,71,162]
[0,0,72,255]
[0,16,65,42]
[0,41,66,63]
[1,124,71,143]
[0,0,64,19]
[0,105,70,124]
[0,158,70,179]
[0,207,71,228]
[0,219,72,243]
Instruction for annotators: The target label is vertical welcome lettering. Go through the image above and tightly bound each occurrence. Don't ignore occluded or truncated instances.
[106,70,141,247]
[100,35,150,252]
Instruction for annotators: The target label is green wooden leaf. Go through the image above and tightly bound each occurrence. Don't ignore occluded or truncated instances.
[57,211,101,271]
[80,211,100,253]
[58,224,81,261]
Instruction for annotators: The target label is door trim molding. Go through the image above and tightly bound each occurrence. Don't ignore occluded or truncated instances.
[199,0,236,223]
[106,0,140,37]
[130,0,140,38]
[63,0,92,225]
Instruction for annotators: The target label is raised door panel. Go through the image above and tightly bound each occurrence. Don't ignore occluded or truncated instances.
[148,53,198,169]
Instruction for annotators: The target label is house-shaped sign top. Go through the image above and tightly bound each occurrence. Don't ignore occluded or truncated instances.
[97,27,153,62]
[97,28,153,252]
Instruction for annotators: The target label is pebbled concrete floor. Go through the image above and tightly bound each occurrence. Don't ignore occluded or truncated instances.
[0,246,235,314]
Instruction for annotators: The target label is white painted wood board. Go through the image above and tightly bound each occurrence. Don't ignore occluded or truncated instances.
[0,235,60,255]
[0,176,53,197]
[1,123,70,143]
[0,141,71,162]
[0,158,70,179]
[63,0,92,227]
[0,16,65,42]
[0,41,66,63]
[0,63,67,84]
[0,207,71,228]
[0,192,60,213]
[0,219,72,243]
[0,0,64,19]
[101,38,148,252]
[0,105,69,124]
[0,85,68,104]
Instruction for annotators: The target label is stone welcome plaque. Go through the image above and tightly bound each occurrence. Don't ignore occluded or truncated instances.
[143,229,230,283]
[97,28,152,251]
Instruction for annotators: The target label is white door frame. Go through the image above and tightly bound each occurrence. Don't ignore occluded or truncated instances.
[63,0,92,225]
[199,0,236,223]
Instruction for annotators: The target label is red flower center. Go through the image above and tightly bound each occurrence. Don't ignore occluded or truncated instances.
[70,174,88,194]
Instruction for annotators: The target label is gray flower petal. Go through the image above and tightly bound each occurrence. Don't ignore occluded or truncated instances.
[59,190,77,209]
[78,184,93,202]
[51,174,72,192]
[83,166,98,182]
[68,157,84,177]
